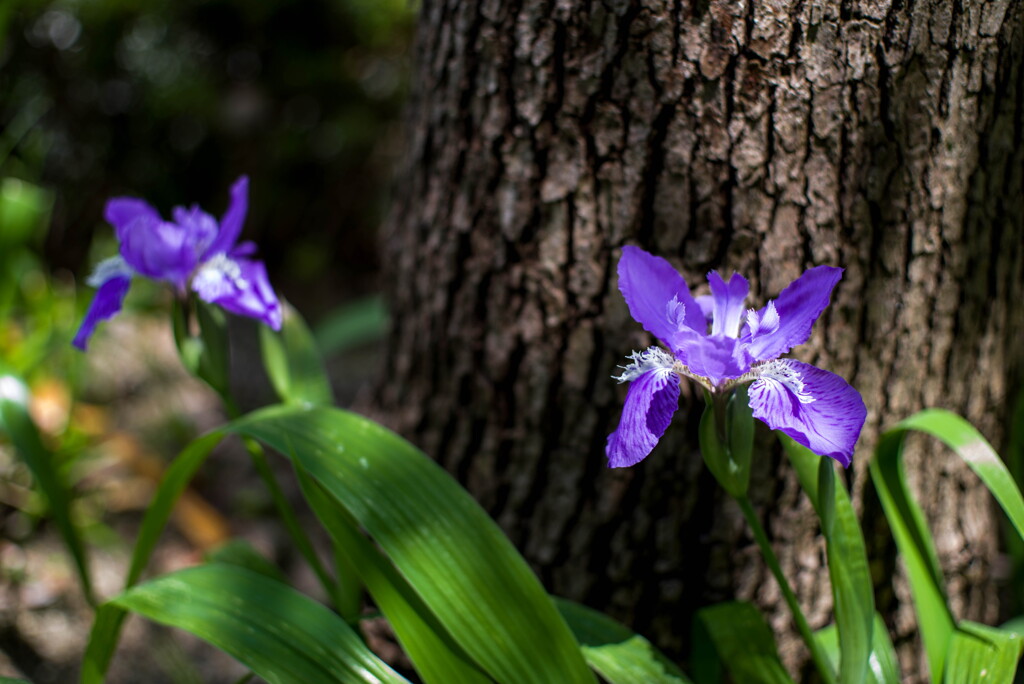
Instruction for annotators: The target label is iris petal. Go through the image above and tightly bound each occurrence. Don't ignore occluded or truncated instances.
[204,175,249,258]
[192,254,282,331]
[743,266,843,362]
[707,271,749,337]
[172,205,219,255]
[606,366,680,468]
[104,198,162,244]
[72,272,132,350]
[617,246,705,347]
[676,334,751,385]
[747,359,865,466]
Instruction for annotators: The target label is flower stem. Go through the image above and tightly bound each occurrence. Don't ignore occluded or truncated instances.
[222,396,346,616]
[736,496,836,684]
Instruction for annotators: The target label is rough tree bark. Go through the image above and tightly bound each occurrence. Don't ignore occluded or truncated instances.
[375,0,1024,679]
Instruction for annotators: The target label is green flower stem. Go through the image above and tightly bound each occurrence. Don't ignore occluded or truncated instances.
[241,436,347,616]
[221,394,347,618]
[736,495,836,684]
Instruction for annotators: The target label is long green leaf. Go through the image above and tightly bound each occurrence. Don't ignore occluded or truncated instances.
[81,431,224,684]
[783,437,874,684]
[692,602,794,684]
[815,614,901,684]
[111,564,409,684]
[554,598,691,683]
[870,409,1024,681]
[0,376,93,604]
[260,301,335,406]
[228,405,594,684]
[297,470,490,684]
[943,621,1023,683]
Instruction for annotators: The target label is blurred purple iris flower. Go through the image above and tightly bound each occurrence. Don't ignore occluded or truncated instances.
[73,176,282,350]
[607,246,866,469]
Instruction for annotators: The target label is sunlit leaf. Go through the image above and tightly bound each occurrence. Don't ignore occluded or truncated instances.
[298,471,489,684]
[228,404,595,684]
[111,564,408,684]
[815,614,901,684]
[943,621,1023,684]
[554,598,691,683]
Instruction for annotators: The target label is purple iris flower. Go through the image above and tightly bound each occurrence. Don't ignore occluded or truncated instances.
[607,246,866,469]
[73,176,282,350]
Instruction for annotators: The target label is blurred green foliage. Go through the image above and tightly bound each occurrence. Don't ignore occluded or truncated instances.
[1,0,414,315]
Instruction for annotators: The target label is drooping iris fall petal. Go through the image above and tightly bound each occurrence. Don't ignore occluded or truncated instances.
[192,254,282,331]
[72,268,132,350]
[606,365,680,468]
[747,359,866,467]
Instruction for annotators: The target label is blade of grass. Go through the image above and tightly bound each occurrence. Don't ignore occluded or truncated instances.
[0,375,93,604]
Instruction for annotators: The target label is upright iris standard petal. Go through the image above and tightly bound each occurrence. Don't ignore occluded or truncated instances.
[204,175,249,258]
[707,271,750,337]
[747,359,866,466]
[192,254,282,331]
[172,205,220,255]
[72,272,132,350]
[617,246,705,346]
[606,367,681,468]
[743,266,843,362]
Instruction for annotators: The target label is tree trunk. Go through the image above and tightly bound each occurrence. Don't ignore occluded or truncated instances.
[375,0,1024,679]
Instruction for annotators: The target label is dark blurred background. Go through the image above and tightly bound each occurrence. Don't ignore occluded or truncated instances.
[1,0,413,319]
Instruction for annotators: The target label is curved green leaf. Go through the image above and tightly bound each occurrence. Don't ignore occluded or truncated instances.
[81,431,224,684]
[228,404,594,684]
[260,301,335,406]
[692,602,794,684]
[111,564,408,684]
[783,437,874,684]
[943,621,1023,684]
[554,598,691,683]
[870,409,1024,681]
